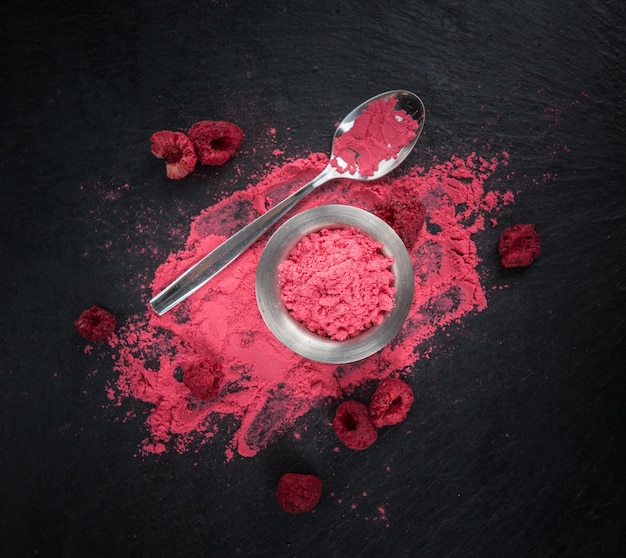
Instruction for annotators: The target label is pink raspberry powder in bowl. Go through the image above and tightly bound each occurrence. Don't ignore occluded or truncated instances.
[278,226,396,341]
[256,205,414,364]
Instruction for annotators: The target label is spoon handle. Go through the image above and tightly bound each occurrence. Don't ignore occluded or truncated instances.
[150,165,337,315]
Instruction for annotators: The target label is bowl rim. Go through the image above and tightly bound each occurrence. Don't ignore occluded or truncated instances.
[255,204,415,364]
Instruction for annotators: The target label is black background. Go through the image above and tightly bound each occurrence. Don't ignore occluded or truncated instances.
[2,1,625,556]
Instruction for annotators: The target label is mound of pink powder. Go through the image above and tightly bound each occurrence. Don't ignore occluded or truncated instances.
[278,227,395,341]
[107,150,513,458]
[330,97,418,176]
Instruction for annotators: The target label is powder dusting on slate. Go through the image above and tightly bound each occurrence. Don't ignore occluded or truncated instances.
[107,151,513,458]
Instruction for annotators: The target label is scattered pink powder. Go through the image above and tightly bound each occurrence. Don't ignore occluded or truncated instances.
[108,150,512,458]
[278,227,395,341]
[330,98,418,176]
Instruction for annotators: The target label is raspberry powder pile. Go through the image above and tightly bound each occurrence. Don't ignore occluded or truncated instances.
[108,150,513,458]
[278,227,395,341]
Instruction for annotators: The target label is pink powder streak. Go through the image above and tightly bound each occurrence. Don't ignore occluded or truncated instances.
[108,150,513,458]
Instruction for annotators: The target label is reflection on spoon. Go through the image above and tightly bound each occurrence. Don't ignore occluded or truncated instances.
[150,90,426,315]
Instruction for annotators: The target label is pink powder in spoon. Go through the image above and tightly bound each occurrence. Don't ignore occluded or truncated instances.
[108,150,513,458]
[330,98,418,176]
[278,227,396,341]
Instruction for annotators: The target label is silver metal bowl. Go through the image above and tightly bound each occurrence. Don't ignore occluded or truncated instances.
[255,205,414,364]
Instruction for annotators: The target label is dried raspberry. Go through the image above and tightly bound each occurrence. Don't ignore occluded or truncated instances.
[498,223,541,268]
[375,198,427,249]
[150,130,197,179]
[332,400,378,450]
[183,358,224,400]
[188,120,244,165]
[276,473,323,514]
[369,378,414,428]
[74,305,116,342]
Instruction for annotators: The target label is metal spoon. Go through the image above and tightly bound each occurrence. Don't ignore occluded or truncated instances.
[150,90,426,315]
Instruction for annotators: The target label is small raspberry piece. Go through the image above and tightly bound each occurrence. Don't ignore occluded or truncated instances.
[183,358,224,400]
[188,120,244,165]
[498,223,541,268]
[276,473,323,514]
[332,400,378,450]
[150,130,197,179]
[74,305,116,342]
[375,198,427,249]
[369,378,414,428]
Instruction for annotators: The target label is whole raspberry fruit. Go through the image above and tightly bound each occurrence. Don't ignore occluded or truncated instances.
[498,223,541,268]
[332,400,378,450]
[188,120,244,165]
[276,473,323,514]
[183,358,224,400]
[74,305,116,342]
[375,198,427,249]
[369,378,414,428]
[150,130,197,179]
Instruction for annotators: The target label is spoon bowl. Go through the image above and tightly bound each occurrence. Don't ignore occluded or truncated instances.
[331,90,426,180]
[150,90,425,315]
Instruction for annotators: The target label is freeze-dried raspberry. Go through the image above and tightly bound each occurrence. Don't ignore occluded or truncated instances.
[369,378,414,428]
[375,198,427,249]
[183,358,224,400]
[276,473,323,514]
[498,223,541,268]
[74,305,116,342]
[150,130,197,179]
[332,400,378,450]
[188,120,244,165]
